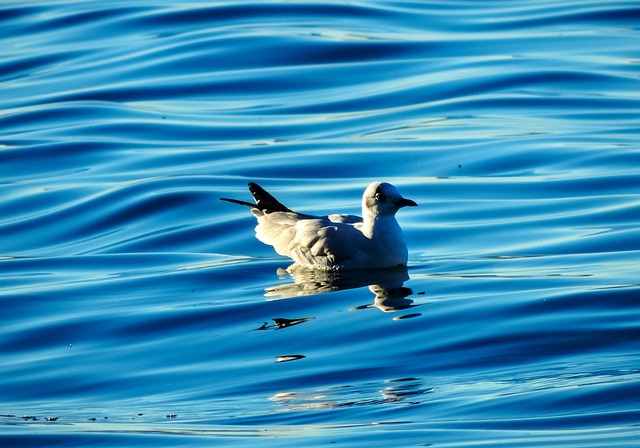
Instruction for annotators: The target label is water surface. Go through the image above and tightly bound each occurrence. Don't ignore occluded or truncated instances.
[1,0,639,446]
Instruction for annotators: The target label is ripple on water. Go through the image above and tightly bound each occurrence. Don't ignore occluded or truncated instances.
[1,0,639,446]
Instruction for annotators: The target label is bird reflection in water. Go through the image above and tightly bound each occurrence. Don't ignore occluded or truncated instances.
[257,317,315,330]
[259,267,422,365]
[264,266,419,314]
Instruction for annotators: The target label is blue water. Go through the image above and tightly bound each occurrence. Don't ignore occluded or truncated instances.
[2,0,639,446]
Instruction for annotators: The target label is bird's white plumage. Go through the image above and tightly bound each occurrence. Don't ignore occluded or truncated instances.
[222,181,417,271]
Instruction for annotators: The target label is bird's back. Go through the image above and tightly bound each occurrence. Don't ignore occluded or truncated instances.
[253,209,370,270]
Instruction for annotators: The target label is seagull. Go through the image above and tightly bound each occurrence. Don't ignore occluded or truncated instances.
[220,182,417,271]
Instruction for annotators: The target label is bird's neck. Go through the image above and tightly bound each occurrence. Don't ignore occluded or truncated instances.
[362,213,400,239]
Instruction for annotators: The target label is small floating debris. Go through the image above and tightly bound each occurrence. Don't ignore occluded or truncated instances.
[45,416,59,421]
[276,354,305,363]
[20,415,38,421]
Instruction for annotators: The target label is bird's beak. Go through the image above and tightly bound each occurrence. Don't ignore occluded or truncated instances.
[395,197,418,208]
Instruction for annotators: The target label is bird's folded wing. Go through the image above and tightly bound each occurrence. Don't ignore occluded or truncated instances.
[255,211,367,268]
[328,214,362,224]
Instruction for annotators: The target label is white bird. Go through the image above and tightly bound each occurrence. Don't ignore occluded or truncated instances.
[220,182,417,271]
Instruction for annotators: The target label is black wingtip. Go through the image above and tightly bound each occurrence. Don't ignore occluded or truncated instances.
[220,183,293,213]
[248,183,292,213]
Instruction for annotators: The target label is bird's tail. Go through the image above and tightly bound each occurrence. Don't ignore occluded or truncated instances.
[220,182,293,213]
[219,197,255,208]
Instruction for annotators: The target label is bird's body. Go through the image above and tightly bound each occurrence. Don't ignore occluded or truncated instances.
[220,182,417,271]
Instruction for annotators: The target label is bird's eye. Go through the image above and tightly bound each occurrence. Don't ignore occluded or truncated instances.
[375,192,386,201]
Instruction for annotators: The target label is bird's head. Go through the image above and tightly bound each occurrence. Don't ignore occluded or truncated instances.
[363,182,417,217]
